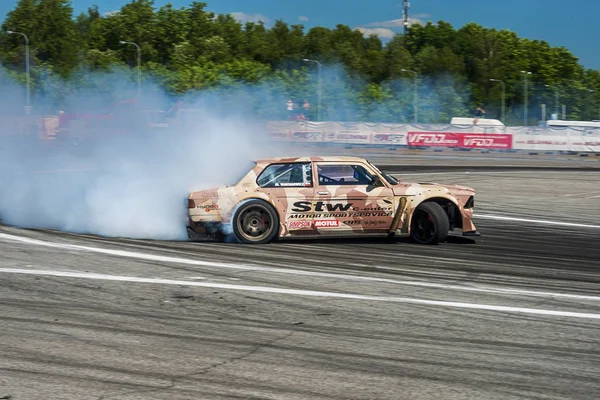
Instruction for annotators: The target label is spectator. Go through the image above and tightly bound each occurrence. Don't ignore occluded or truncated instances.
[474,106,486,124]
[287,99,294,120]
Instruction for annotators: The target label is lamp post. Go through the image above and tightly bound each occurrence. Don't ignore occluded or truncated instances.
[587,89,597,120]
[120,41,142,99]
[302,58,322,121]
[521,70,532,126]
[544,84,560,118]
[7,30,31,114]
[401,68,418,123]
[489,78,505,123]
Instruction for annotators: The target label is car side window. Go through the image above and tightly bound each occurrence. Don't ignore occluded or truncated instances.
[257,163,313,188]
[317,164,374,185]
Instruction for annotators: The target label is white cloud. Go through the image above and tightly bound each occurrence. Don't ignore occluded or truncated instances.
[355,13,431,39]
[102,10,120,17]
[230,12,271,24]
[355,27,396,39]
[298,16,309,22]
[363,14,430,29]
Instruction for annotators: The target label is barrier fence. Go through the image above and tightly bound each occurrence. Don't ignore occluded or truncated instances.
[2,116,599,153]
[266,121,600,153]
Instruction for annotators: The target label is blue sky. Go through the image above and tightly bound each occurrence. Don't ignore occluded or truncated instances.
[2,0,599,70]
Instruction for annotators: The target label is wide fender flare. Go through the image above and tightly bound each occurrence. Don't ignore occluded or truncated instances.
[402,194,461,233]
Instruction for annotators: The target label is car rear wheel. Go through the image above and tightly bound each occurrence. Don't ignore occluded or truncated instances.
[410,202,449,245]
[232,200,279,244]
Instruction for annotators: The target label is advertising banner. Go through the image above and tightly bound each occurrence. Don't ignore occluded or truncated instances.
[460,134,512,149]
[407,132,461,147]
[290,131,324,141]
[372,133,408,146]
[408,132,512,149]
[326,130,371,144]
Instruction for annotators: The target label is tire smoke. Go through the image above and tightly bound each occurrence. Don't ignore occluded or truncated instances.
[0,70,281,240]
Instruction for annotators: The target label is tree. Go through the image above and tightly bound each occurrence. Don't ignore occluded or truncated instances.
[0,0,598,123]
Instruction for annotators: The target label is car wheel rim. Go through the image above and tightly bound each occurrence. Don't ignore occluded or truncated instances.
[238,206,273,241]
[412,209,436,242]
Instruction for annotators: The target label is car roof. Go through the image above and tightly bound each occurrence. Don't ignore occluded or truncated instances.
[254,156,367,164]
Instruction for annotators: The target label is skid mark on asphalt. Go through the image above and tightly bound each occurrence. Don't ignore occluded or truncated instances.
[1,232,600,303]
[1,267,599,320]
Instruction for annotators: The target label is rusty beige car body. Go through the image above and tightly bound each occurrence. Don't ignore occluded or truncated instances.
[187,156,479,244]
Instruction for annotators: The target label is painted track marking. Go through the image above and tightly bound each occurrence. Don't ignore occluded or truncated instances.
[476,214,600,229]
[394,171,538,176]
[1,232,599,302]
[1,267,599,320]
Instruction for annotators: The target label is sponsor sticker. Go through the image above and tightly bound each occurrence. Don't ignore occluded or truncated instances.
[275,182,311,187]
[288,220,312,229]
[315,220,339,227]
[199,204,219,212]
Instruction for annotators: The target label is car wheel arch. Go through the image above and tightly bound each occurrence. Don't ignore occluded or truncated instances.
[406,196,462,232]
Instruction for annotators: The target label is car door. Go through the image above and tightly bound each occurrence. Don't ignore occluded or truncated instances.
[255,162,316,235]
[312,161,396,234]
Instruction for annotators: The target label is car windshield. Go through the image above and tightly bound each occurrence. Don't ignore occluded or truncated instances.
[367,160,398,185]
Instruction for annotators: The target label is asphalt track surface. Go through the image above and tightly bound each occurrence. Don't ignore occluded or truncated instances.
[1,155,600,399]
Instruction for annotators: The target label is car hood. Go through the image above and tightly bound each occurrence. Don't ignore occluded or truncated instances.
[392,181,475,196]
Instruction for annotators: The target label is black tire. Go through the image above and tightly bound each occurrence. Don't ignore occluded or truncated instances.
[232,199,279,244]
[410,201,449,245]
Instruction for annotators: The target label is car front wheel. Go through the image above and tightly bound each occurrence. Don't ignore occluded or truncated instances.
[232,199,279,244]
[410,202,450,245]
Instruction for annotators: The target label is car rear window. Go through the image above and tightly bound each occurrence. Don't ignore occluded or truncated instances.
[257,163,312,188]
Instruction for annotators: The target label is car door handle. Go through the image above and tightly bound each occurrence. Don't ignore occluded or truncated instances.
[317,191,329,195]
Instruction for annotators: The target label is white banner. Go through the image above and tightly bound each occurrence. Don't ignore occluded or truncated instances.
[266,121,600,152]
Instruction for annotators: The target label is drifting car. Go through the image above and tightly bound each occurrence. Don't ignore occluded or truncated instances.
[187,156,480,244]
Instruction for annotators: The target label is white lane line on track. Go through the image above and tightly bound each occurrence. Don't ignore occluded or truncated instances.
[1,267,599,320]
[559,191,600,198]
[1,232,600,302]
[476,214,600,229]
[393,171,537,176]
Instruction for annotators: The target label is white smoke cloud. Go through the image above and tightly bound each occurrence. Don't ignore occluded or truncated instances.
[0,63,471,243]
[0,68,282,241]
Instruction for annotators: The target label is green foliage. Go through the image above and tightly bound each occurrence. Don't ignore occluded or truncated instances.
[1,0,599,123]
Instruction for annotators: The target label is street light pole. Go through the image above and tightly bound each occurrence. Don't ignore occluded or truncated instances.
[521,71,532,126]
[401,69,418,123]
[302,58,322,121]
[7,30,31,114]
[588,89,597,120]
[120,41,142,99]
[489,78,505,124]
[544,84,560,118]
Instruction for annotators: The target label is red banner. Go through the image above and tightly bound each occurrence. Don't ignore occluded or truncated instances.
[408,132,512,149]
[461,134,512,149]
